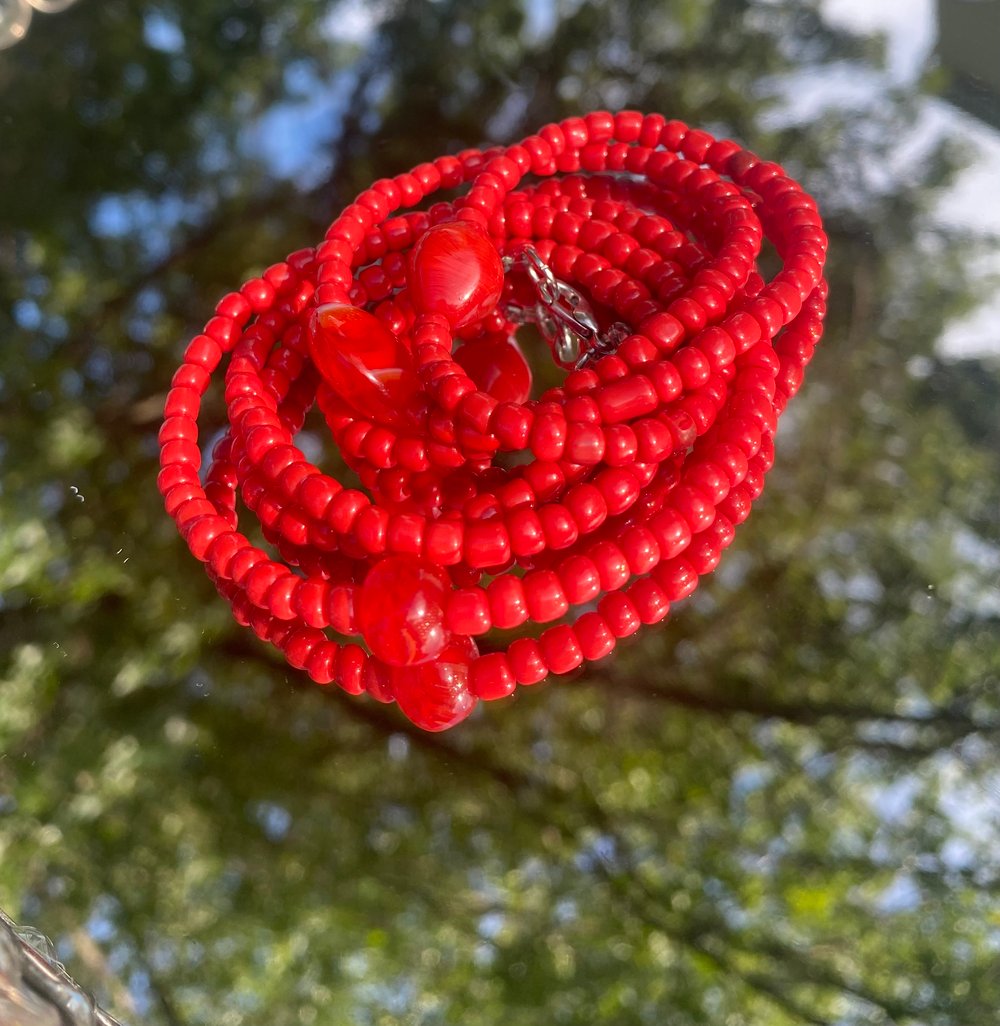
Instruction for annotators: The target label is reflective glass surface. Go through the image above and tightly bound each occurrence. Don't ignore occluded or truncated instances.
[1,2,999,1023]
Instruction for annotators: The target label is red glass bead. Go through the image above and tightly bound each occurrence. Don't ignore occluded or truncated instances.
[447,587,492,635]
[308,304,418,427]
[383,635,479,731]
[357,555,452,666]
[363,654,395,703]
[507,507,546,558]
[470,650,517,700]
[597,376,658,423]
[408,221,504,329]
[507,637,548,685]
[455,338,532,404]
[575,611,616,660]
[539,624,583,675]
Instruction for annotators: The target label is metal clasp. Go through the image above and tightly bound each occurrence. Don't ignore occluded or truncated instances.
[503,246,625,369]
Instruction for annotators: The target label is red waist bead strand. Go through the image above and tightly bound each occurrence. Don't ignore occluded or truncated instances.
[159,111,828,731]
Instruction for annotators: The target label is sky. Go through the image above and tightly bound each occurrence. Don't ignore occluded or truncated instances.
[821,0,1000,358]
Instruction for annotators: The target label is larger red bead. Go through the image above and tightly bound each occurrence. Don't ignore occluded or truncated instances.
[357,555,452,666]
[383,635,479,731]
[307,304,418,427]
[408,221,504,329]
[455,338,532,403]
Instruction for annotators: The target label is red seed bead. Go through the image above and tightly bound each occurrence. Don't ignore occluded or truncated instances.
[564,483,607,532]
[603,424,639,465]
[656,558,699,601]
[530,410,567,461]
[174,363,211,394]
[641,312,685,351]
[597,468,640,514]
[161,439,201,469]
[326,584,357,635]
[492,403,532,448]
[363,655,394,703]
[275,626,311,669]
[675,348,712,390]
[539,624,583,675]
[424,519,464,564]
[620,526,661,574]
[717,417,762,458]
[564,394,600,423]
[573,612,614,661]
[683,462,731,506]
[276,508,309,548]
[507,507,546,558]
[487,574,528,629]
[337,645,366,696]
[294,579,330,629]
[647,362,683,402]
[447,588,492,635]
[686,530,723,574]
[565,423,605,464]
[470,650,517,701]
[750,296,786,337]
[305,641,338,686]
[539,504,579,549]
[598,592,641,638]
[355,505,390,553]
[328,490,368,533]
[629,577,671,624]
[711,512,736,549]
[159,416,196,445]
[558,554,601,604]
[524,570,570,623]
[591,541,631,590]
[157,463,196,496]
[615,109,644,142]
[265,574,299,620]
[226,546,265,587]
[357,555,453,666]
[465,520,512,568]
[164,482,203,516]
[634,418,674,462]
[165,383,200,418]
[363,427,397,469]
[457,389,500,435]
[497,478,534,510]
[205,532,244,578]
[649,509,693,559]
[244,562,285,606]
[720,486,752,524]
[707,442,750,486]
[508,638,549,685]
[186,516,228,560]
[671,485,716,534]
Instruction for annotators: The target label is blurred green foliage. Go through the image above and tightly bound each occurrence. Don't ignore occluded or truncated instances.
[1,1,999,1024]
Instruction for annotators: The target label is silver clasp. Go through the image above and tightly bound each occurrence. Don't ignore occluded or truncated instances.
[503,247,625,369]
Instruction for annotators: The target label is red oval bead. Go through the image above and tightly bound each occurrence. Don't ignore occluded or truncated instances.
[357,555,452,666]
[454,339,532,404]
[408,221,504,328]
[307,304,418,427]
[384,635,479,731]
